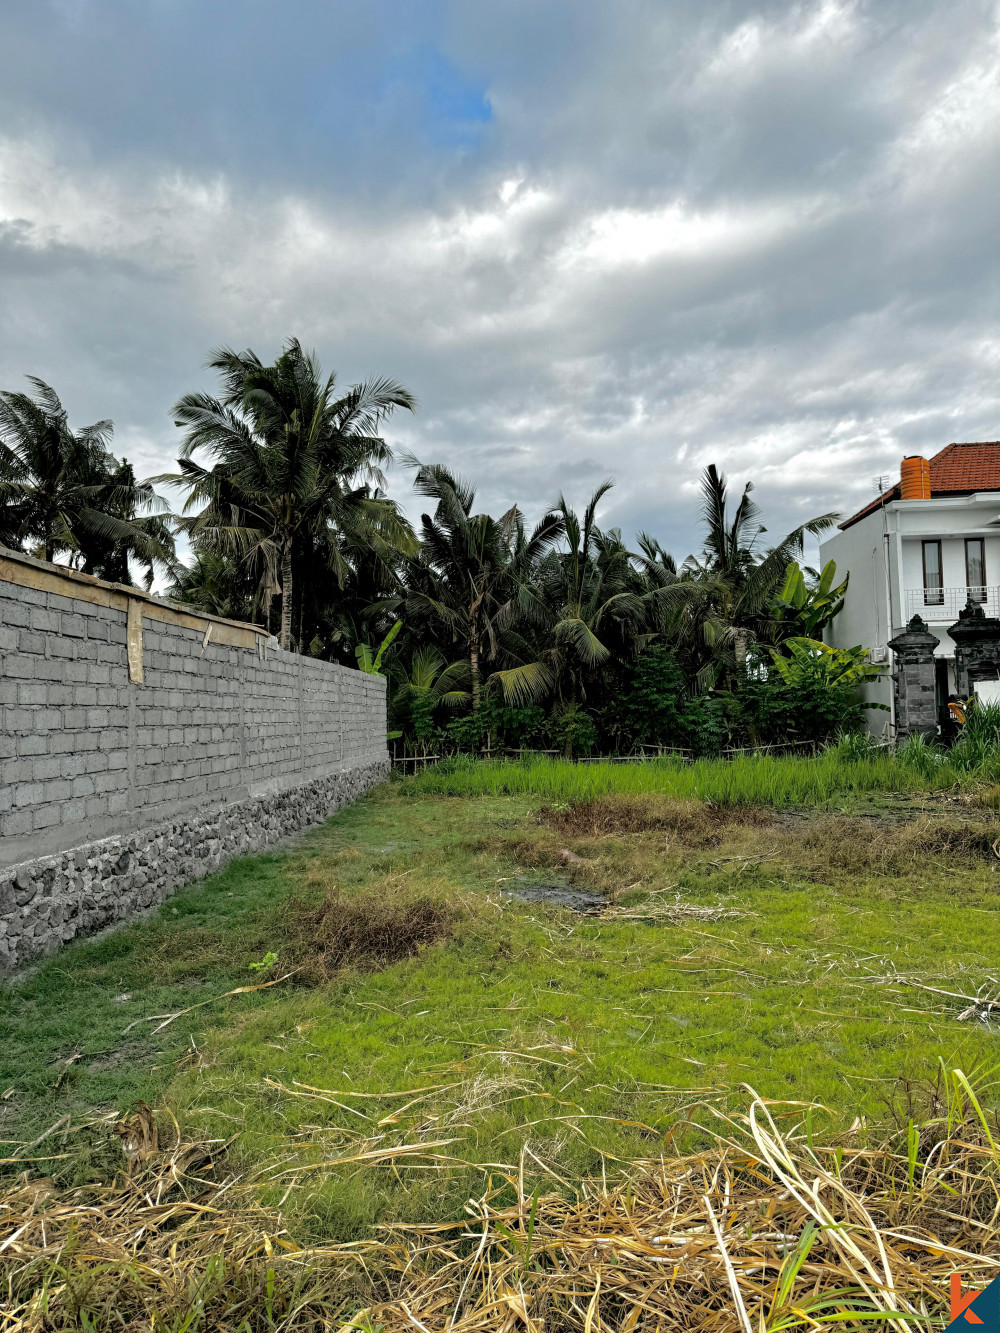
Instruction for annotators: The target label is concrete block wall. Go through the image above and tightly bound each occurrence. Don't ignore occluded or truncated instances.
[1,579,132,844]
[0,548,388,971]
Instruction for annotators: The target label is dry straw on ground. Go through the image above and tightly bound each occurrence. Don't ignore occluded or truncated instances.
[283,883,457,982]
[3,1073,1000,1331]
[541,796,773,843]
[352,1081,1000,1332]
[597,890,745,924]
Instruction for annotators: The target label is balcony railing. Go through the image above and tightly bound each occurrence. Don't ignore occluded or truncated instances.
[904,586,998,620]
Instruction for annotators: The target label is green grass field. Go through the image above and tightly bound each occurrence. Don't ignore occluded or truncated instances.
[401,742,1000,806]
[5,757,1000,1250]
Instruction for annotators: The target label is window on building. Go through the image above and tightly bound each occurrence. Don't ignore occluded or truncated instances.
[922,539,943,605]
[965,538,986,602]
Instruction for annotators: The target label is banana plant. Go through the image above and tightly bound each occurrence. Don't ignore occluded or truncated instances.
[773,560,848,639]
[769,637,886,690]
[355,619,403,676]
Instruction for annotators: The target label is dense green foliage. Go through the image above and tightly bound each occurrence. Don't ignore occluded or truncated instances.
[383,459,869,754]
[0,346,881,752]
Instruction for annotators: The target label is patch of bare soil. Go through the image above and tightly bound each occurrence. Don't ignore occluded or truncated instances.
[284,889,455,982]
[503,879,606,912]
[87,1042,157,1074]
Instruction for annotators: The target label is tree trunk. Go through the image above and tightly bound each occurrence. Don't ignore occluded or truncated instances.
[734,627,751,668]
[468,587,486,713]
[280,543,293,651]
[469,631,481,713]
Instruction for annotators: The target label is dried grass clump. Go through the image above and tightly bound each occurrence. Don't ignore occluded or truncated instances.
[907,819,1000,860]
[284,886,455,980]
[0,1104,364,1332]
[355,1085,1000,1332]
[791,815,1000,876]
[4,1078,1000,1332]
[541,796,772,842]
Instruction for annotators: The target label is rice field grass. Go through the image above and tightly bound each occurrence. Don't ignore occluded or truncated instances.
[5,760,1000,1327]
[399,745,986,807]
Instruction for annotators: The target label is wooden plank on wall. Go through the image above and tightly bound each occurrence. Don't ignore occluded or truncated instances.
[0,546,268,651]
[127,599,144,683]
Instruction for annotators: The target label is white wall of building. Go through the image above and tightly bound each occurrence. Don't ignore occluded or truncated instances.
[818,517,894,725]
[820,491,1000,733]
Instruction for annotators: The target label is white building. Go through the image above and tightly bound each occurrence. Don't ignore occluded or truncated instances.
[819,442,1000,732]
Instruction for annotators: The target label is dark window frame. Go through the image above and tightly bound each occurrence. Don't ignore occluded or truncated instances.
[922,539,943,605]
[965,537,986,602]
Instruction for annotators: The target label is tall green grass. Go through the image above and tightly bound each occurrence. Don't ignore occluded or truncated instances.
[400,739,1000,807]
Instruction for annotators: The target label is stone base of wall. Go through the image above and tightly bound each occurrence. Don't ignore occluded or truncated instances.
[0,758,388,975]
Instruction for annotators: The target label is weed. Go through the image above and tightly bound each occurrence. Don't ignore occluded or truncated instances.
[282,886,455,981]
[541,793,773,838]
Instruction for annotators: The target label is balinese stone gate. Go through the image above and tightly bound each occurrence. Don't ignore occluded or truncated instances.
[0,547,388,973]
[887,615,939,738]
[949,601,1000,697]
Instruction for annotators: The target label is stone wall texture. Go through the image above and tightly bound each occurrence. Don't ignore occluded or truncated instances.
[0,548,388,972]
[887,616,940,739]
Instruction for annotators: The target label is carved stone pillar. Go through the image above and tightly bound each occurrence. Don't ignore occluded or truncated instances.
[887,615,940,738]
[949,600,1000,697]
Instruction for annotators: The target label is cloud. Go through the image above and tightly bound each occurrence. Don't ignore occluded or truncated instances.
[1,0,999,564]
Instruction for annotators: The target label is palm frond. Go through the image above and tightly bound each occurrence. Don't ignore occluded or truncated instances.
[554,616,611,666]
[487,660,555,706]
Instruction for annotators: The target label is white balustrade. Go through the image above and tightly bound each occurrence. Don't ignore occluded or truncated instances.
[903,586,997,620]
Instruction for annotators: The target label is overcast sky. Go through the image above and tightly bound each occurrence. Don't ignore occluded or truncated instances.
[2,0,999,563]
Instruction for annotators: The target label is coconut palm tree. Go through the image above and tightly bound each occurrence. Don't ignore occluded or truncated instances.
[167,549,260,621]
[491,482,646,719]
[633,532,678,587]
[665,464,839,687]
[0,377,174,584]
[165,339,415,650]
[404,460,562,710]
[75,456,177,586]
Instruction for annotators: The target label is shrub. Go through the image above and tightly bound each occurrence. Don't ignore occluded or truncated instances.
[596,647,689,751]
[733,668,870,747]
[684,694,729,758]
[445,699,548,753]
[546,703,598,758]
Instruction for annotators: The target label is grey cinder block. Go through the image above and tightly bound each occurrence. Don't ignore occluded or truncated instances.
[0,568,389,971]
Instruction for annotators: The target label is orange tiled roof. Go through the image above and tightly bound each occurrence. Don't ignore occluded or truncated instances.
[840,442,1000,529]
